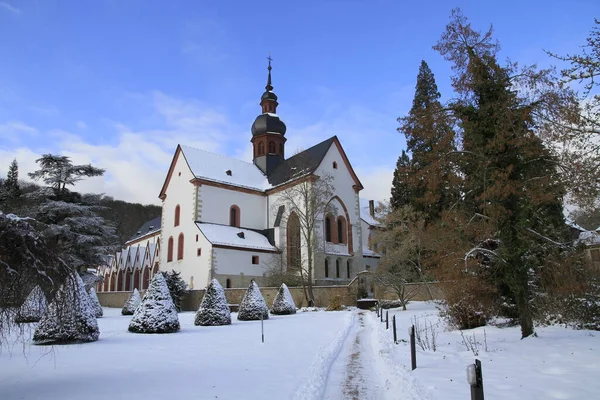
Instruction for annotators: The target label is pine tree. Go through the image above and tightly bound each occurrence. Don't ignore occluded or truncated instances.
[397,61,458,219]
[271,283,297,315]
[390,151,412,211]
[14,286,47,323]
[434,9,571,338]
[122,288,142,315]
[195,278,231,326]
[4,159,20,200]
[237,280,269,321]
[87,287,103,318]
[33,273,99,344]
[128,273,180,333]
[160,270,188,312]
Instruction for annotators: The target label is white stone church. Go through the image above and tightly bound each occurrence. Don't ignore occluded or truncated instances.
[98,62,380,292]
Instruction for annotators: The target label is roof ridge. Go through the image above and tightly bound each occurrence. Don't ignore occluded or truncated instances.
[180,144,263,170]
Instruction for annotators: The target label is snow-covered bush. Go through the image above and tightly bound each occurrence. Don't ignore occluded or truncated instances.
[271,283,296,315]
[195,278,231,326]
[160,270,188,312]
[33,273,99,344]
[14,286,47,323]
[87,287,103,318]
[379,300,404,309]
[237,280,269,321]
[128,273,180,334]
[122,288,142,315]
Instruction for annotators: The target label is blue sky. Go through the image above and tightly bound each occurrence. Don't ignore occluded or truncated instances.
[0,0,596,204]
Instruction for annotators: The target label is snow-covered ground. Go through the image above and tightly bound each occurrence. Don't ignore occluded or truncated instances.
[1,303,599,399]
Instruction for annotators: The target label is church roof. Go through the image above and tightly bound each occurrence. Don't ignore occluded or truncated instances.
[126,216,161,244]
[359,198,381,227]
[196,222,277,252]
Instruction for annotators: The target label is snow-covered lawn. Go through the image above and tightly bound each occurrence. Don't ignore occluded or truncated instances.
[2,303,599,399]
[0,307,353,400]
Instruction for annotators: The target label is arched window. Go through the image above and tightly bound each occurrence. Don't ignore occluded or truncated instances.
[279,143,283,155]
[337,217,346,244]
[347,260,351,278]
[177,233,184,260]
[268,141,275,153]
[258,141,265,155]
[336,259,340,278]
[226,278,231,288]
[174,205,180,227]
[287,212,301,272]
[167,236,174,262]
[230,205,240,227]
[333,161,338,169]
[325,215,332,242]
[324,259,329,278]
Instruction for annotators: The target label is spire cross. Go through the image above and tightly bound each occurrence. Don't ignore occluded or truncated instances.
[267,54,273,70]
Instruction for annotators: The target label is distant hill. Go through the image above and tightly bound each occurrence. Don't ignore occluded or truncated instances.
[96,197,161,245]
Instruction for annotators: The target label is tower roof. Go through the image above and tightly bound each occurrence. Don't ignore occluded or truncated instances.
[251,56,286,136]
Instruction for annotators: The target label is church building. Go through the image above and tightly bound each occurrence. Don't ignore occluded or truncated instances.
[99,61,380,292]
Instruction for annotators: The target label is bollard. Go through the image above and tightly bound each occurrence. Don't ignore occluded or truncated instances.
[409,325,416,370]
[260,312,264,343]
[467,359,484,400]
[386,311,389,330]
[380,308,384,322]
[376,304,379,317]
[393,315,397,344]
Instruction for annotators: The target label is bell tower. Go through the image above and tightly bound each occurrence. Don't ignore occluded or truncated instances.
[251,56,287,175]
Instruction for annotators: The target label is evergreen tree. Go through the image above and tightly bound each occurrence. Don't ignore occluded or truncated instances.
[397,61,458,219]
[237,280,269,321]
[87,287,103,318]
[195,278,231,326]
[14,286,47,323]
[122,288,142,315]
[128,273,180,334]
[271,283,297,315]
[4,159,20,200]
[434,9,571,338]
[390,151,412,211]
[160,270,188,312]
[33,273,99,344]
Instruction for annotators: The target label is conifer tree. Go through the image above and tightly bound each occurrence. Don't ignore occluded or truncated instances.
[237,280,269,321]
[4,159,20,200]
[14,286,47,323]
[87,287,103,318]
[128,273,180,333]
[390,151,412,211]
[195,278,231,326]
[122,288,142,315]
[271,283,297,315]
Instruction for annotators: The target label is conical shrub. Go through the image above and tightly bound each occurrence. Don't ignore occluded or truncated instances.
[271,283,297,315]
[128,273,180,333]
[237,280,269,321]
[195,278,231,326]
[122,288,142,315]
[15,286,47,323]
[88,287,103,318]
[33,273,99,344]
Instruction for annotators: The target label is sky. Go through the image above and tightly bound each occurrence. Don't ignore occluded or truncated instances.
[0,1,597,205]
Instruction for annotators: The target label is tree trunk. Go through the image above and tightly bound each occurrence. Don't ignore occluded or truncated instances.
[516,285,535,338]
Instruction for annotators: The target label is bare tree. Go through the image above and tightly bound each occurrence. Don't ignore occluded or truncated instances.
[272,155,335,306]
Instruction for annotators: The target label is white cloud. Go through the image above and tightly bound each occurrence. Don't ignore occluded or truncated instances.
[0,1,20,14]
[0,121,39,143]
[76,120,88,130]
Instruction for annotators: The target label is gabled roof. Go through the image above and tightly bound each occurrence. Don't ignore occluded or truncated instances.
[359,198,380,227]
[126,216,161,243]
[196,222,277,252]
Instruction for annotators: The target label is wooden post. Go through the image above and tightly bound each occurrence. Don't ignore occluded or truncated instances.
[386,311,389,330]
[410,325,416,370]
[468,359,484,400]
[260,312,264,343]
[393,315,397,344]
[380,308,383,322]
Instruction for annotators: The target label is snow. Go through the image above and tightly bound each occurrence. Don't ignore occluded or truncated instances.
[271,283,297,315]
[122,288,142,315]
[578,230,600,245]
[359,197,380,227]
[196,222,277,251]
[0,308,352,400]
[181,144,272,191]
[362,247,380,257]
[128,273,180,333]
[237,281,269,321]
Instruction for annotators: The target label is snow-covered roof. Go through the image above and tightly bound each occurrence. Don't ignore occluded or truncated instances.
[566,219,586,232]
[578,230,600,246]
[196,223,277,252]
[126,216,161,244]
[362,248,381,258]
[181,145,271,191]
[359,198,380,227]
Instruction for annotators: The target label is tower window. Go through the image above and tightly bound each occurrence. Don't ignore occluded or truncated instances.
[333,161,338,169]
[258,141,265,156]
[268,141,275,153]
[197,248,202,256]
[279,143,284,155]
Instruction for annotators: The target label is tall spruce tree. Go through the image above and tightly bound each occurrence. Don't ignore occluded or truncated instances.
[397,61,458,219]
[0,159,21,211]
[390,150,412,210]
[434,9,571,338]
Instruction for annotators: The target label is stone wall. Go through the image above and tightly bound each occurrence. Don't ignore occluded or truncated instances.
[98,281,441,311]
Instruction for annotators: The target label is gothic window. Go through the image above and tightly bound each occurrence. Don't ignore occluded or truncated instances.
[230,205,240,227]
[177,233,184,260]
[174,205,180,227]
[337,216,346,244]
[167,236,174,262]
[279,143,284,155]
[325,259,329,278]
[325,215,332,242]
[336,259,340,278]
[287,212,301,272]
[347,260,351,278]
[258,141,265,155]
[268,141,275,153]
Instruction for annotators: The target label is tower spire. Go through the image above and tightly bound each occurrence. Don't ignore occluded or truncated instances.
[266,54,273,92]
